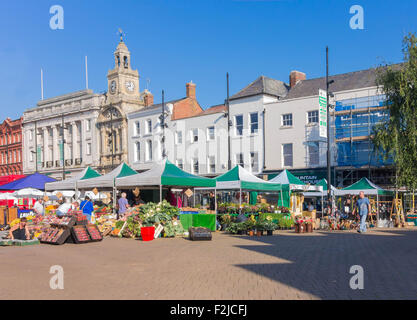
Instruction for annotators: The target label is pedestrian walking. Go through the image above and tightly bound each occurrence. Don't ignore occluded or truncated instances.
[353,191,371,233]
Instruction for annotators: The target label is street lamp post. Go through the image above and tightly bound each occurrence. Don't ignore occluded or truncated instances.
[326,47,335,209]
[161,90,166,159]
[226,72,231,170]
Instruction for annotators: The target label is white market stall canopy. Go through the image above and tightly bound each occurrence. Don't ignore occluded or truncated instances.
[12,188,44,198]
[45,167,101,191]
[269,169,322,192]
[215,165,281,191]
[77,163,137,189]
[115,159,216,188]
[303,179,338,197]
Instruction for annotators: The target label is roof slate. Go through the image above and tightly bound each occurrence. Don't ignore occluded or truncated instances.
[230,76,289,101]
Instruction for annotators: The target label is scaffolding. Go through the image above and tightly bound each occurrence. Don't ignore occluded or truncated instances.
[332,94,394,187]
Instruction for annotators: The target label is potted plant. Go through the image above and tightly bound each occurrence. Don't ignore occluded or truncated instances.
[263,218,277,236]
[255,220,266,236]
[244,216,256,236]
[225,222,239,234]
[305,219,313,233]
[294,218,305,233]
[220,214,232,231]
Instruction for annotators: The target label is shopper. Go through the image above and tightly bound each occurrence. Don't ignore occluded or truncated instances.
[33,198,44,216]
[118,192,129,218]
[56,199,73,217]
[353,191,371,233]
[80,196,94,222]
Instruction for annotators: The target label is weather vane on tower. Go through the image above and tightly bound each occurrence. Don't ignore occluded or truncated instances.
[118,28,126,42]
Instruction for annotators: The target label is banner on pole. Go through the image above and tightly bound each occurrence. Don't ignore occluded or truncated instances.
[319,89,327,138]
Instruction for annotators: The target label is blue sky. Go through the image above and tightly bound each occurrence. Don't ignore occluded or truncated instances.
[1,0,416,119]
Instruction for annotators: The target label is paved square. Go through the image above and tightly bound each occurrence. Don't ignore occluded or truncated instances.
[1,228,417,300]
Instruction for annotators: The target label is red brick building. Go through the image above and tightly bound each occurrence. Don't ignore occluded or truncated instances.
[0,117,23,176]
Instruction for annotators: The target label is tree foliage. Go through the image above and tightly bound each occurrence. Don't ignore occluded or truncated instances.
[372,33,417,190]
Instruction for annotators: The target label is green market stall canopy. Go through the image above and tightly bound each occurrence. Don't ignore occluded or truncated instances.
[115,159,216,188]
[338,177,394,196]
[45,167,101,191]
[77,163,137,189]
[215,165,281,191]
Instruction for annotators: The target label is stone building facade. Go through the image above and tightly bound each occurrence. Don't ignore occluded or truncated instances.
[22,38,147,179]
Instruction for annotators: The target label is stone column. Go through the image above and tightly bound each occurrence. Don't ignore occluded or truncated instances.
[71,121,77,164]
[42,127,48,164]
[52,125,59,165]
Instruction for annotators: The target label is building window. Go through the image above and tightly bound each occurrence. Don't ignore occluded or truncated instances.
[207,126,215,141]
[135,121,140,136]
[208,156,216,174]
[235,115,243,136]
[29,151,34,162]
[250,113,258,134]
[282,114,293,127]
[282,143,293,167]
[191,129,198,143]
[177,159,184,170]
[146,119,152,134]
[135,142,140,162]
[308,143,319,166]
[146,140,153,161]
[192,158,199,174]
[250,152,259,172]
[307,110,319,124]
[86,143,92,156]
[176,131,183,144]
[86,119,91,132]
[235,153,244,167]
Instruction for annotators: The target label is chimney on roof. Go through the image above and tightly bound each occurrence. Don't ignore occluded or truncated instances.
[186,81,196,99]
[143,90,154,107]
[289,71,306,88]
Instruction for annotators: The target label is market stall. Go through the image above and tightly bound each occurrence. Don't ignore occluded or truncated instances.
[268,170,322,213]
[303,179,338,216]
[337,177,394,224]
[116,159,217,230]
[77,162,137,211]
[45,167,101,192]
[0,172,56,191]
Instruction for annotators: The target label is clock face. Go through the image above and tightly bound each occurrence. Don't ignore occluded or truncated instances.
[125,81,135,92]
[110,80,117,94]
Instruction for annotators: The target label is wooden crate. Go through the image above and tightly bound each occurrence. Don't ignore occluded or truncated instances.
[7,207,18,224]
[0,206,6,225]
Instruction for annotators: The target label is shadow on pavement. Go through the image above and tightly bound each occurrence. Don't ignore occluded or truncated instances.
[232,229,417,300]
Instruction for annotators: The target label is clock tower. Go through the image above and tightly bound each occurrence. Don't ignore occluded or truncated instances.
[107,38,140,101]
[98,36,145,172]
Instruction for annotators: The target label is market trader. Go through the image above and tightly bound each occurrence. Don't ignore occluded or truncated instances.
[353,191,371,233]
[10,217,31,240]
[80,196,94,222]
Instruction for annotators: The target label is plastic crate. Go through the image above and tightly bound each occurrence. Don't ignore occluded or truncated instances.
[50,216,77,229]
[40,227,71,245]
[86,224,103,242]
[71,225,92,244]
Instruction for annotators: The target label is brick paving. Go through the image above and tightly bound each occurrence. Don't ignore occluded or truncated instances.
[1,228,417,300]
